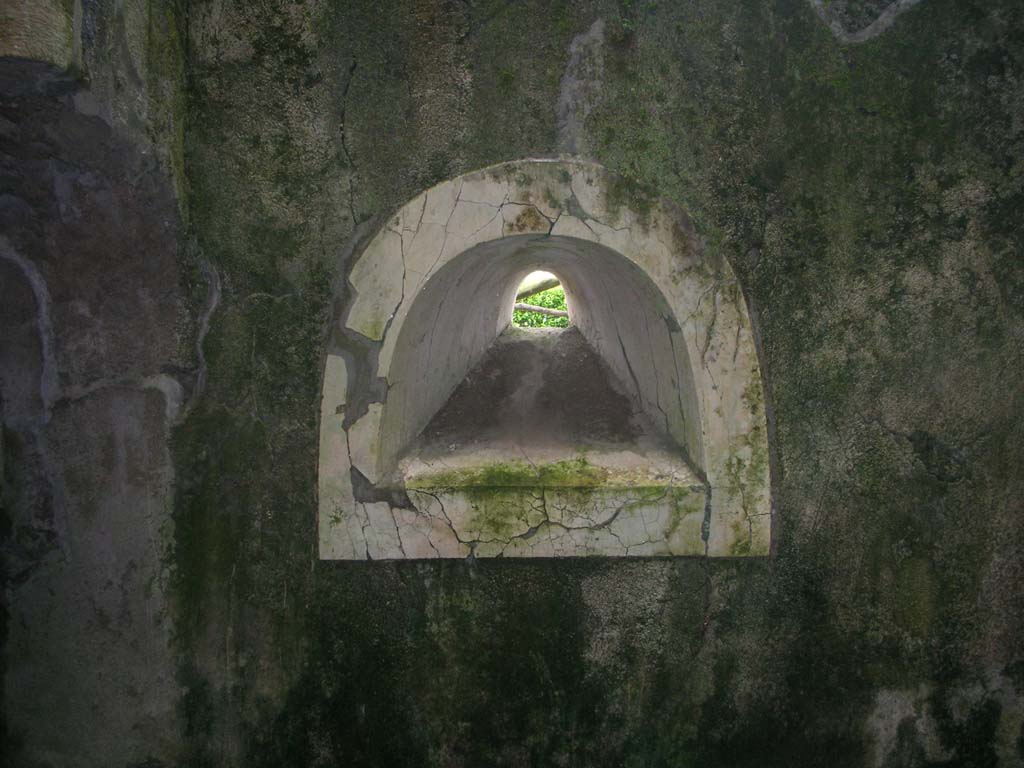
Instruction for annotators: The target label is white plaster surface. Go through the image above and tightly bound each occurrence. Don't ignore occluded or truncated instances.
[318,354,356,558]
[0,0,76,69]
[347,402,383,484]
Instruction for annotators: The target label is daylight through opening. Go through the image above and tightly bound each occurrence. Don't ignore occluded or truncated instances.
[512,270,570,328]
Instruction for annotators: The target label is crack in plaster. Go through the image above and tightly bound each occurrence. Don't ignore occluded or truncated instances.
[0,242,207,587]
[425,178,465,280]
[400,442,704,558]
[338,58,360,224]
[699,285,721,392]
[322,159,772,559]
[381,224,408,343]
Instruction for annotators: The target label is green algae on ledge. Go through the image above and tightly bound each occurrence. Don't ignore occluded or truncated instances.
[405,457,610,489]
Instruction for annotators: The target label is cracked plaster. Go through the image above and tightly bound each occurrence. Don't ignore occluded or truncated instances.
[324,159,771,559]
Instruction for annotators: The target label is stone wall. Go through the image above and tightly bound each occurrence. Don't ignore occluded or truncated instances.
[4,0,1024,765]
[1,1,190,765]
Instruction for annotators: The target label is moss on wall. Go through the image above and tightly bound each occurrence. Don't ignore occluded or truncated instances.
[145,0,190,216]
[407,457,610,489]
[173,0,1024,764]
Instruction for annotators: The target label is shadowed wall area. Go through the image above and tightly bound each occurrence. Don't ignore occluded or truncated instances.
[2,0,1024,766]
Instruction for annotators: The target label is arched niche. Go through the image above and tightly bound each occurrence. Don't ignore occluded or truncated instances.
[319,159,771,559]
[379,234,703,481]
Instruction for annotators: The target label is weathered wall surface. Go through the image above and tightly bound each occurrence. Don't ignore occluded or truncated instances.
[4,0,1024,765]
[1,2,191,765]
[175,0,1024,765]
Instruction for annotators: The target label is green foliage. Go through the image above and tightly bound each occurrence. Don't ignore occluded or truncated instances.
[512,286,569,327]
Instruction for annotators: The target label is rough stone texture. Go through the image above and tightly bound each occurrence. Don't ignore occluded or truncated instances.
[0,0,76,70]
[557,18,605,155]
[4,0,1024,765]
[346,402,383,485]
[1,7,189,763]
[808,0,926,43]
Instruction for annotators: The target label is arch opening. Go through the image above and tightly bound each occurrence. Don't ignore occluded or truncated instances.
[320,159,771,559]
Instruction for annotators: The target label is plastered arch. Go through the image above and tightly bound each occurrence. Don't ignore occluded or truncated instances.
[319,159,771,558]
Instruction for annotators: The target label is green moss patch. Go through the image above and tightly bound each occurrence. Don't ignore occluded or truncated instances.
[407,457,610,489]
